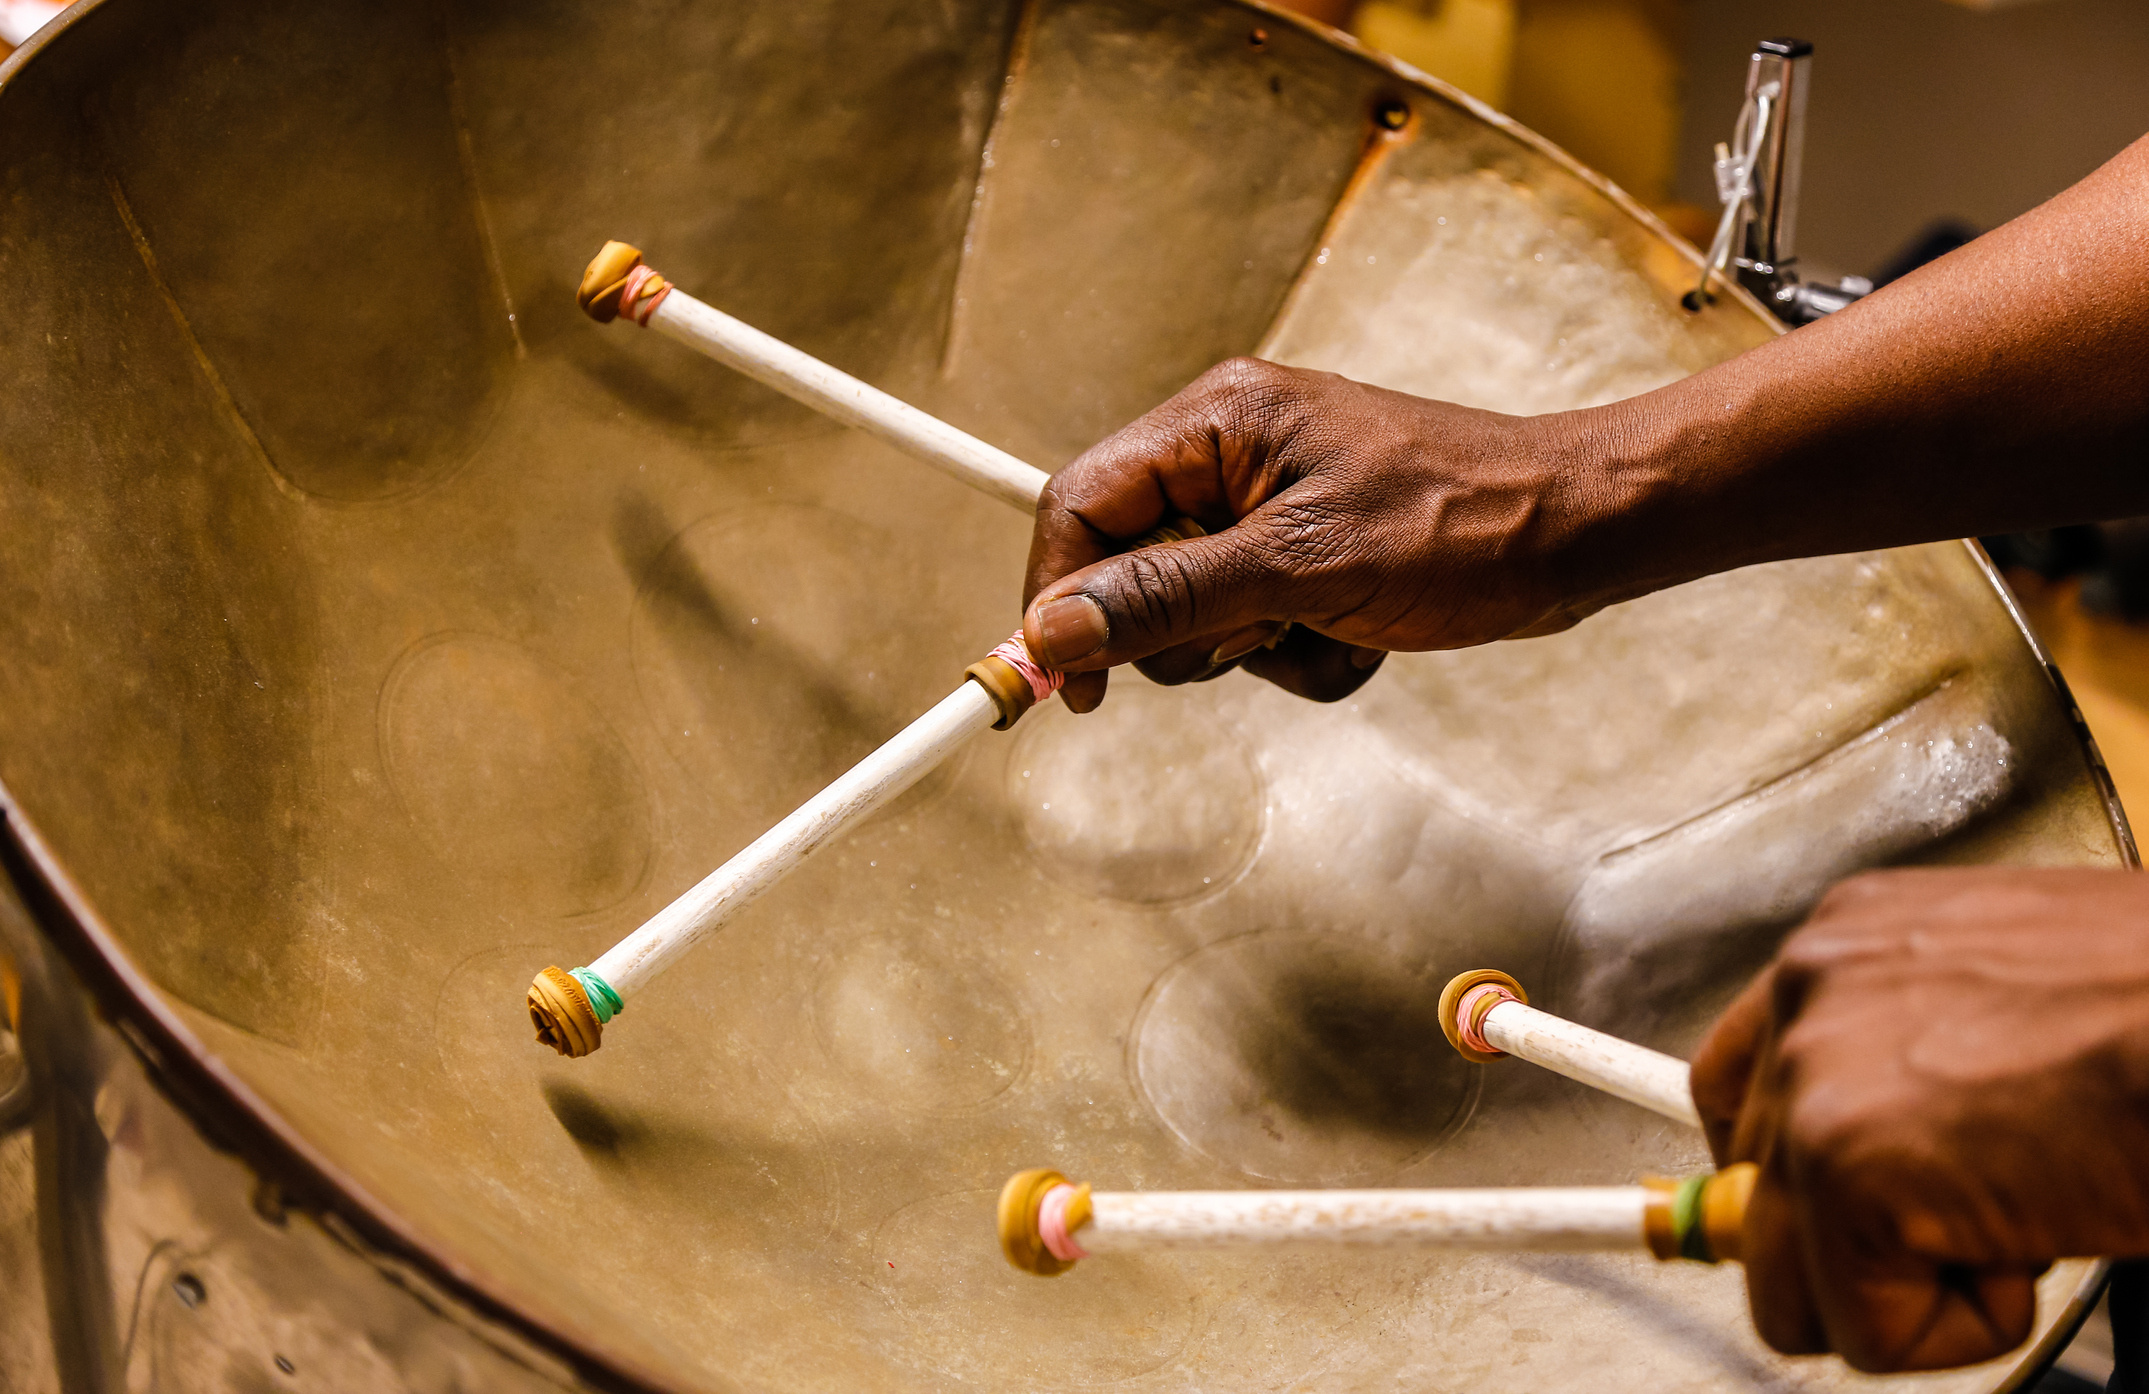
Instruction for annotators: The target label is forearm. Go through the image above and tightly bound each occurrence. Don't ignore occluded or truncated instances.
[1552,132,2149,607]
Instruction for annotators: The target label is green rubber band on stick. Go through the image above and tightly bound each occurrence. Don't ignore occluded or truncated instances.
[570,968,623,1023]
[1672,1173,1714,1263]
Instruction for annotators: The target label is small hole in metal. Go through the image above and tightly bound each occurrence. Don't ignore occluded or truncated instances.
[172,1273,206,1309]
[1374,99,1410,131]
[275,1355,295,1375]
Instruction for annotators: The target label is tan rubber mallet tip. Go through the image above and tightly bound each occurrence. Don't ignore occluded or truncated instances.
[578,241,645,323]
[1439,968,1527,1064]
[998,1167,1082,1276]
[528,965,603,1057]
[962,653,1038,731]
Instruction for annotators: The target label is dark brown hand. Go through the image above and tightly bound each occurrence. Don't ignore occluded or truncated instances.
[1019,358,1608,711]
[1690,867,2149,1372]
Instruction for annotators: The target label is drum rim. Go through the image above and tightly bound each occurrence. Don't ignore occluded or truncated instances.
[0,0,2128,1389]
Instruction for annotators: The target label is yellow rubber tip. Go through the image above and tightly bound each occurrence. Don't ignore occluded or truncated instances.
[1642,1162,1760,1263]
[1703,1162,1759,1263]
[577,241,644,323]
[1438,969,1526,1064]
[997,1167,1078,1276]
[963,654,1035,730]
[528,966,603,1057]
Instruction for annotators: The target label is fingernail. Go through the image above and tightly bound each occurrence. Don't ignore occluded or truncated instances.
[1348,645,1386,669]
[1209,624,1278,667]
[1033,594,1109,666]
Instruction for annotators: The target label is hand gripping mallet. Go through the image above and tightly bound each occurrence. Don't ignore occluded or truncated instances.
[996,1163,1758,1275]
[1440,969,1700,1127]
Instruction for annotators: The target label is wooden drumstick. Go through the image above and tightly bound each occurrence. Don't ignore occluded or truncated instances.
[527,633,1059,1057]
[997,1164,1758,1275]
[578,241,1046,510]
[575,241,1234,570]
[1440,970,1701,1128]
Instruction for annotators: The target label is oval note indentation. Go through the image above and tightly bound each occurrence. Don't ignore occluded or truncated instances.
[1008,685,1264,905]
[813,933,1031,1113]
[875,1189,1200,1386]
[1132,930,1477,1184]
[380,634,651,917]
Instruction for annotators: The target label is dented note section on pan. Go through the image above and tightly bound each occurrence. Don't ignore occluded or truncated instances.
[1551,674,2016,1045]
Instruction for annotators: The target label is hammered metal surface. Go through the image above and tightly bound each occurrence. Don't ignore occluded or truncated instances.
[0,0,2125,1389]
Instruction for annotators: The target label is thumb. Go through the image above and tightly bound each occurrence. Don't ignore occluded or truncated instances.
[1022,524,1285,671]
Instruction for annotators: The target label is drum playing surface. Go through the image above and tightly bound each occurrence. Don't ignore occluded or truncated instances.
[0,0,2126,1389]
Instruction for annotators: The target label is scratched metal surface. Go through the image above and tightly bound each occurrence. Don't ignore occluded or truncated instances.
[0,0,2128,1389]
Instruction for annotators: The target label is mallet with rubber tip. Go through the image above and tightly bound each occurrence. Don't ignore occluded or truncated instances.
[1440,969,1699,1127]
[577,241,1256,625]
[997,1164,1758,1275]
[527,633,1062,1057]
[579,240,1048,511]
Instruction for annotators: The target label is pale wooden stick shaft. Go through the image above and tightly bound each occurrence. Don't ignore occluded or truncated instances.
[1481,1000,1700,1128]
[593,681,1000,995]
[648,293,1048,512]
[1081,1187,1649,1253]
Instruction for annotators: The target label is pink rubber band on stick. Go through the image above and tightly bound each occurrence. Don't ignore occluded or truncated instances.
[1456,982,1519,1056]
[988,631,1066,704]
[620,263,671,326]
[1038,1183,1089,1262]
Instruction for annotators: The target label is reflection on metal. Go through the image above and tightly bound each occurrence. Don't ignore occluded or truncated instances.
[0,0,2125,1389]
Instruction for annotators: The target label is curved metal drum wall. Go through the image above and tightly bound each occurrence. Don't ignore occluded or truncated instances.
[0,0,2128,1390]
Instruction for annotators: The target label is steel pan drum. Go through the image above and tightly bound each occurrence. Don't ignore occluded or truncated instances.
[0,0,2131,1389]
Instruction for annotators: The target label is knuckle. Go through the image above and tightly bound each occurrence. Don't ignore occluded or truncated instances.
[1777,1086,1897,1188]
[1035,475,1076,520]
[1203,355,1283,395]
[1263,498,1356,573]
[1199,356,1305,428]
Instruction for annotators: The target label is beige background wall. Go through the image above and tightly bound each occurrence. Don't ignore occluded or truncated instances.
[1677,0,2149,280]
